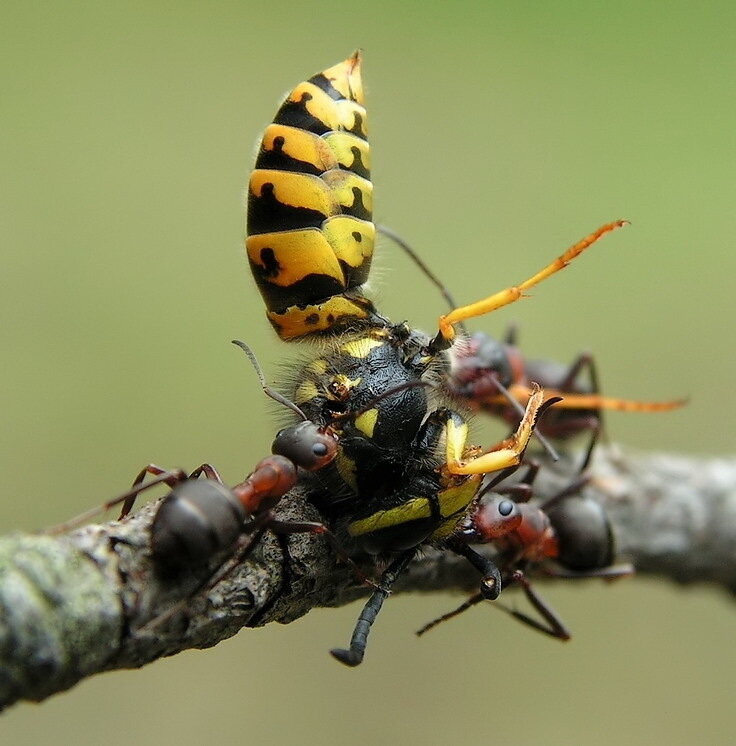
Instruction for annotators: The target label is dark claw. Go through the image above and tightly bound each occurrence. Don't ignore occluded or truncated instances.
[330,648,363,667]
[480,570,502,600]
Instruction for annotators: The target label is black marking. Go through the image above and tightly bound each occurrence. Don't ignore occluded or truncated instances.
[348,111,367,141]
[258,248,280,278]
[346,145,370,179]
[254,139,324,176]
[305,313,320,325]
[249,264,347,314]
[273,92,331,136]
[343,186,370,221]
[310,72,349,102]
[248,182,327,234]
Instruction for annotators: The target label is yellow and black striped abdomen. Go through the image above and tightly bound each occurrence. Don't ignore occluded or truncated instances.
[246,52,377,340]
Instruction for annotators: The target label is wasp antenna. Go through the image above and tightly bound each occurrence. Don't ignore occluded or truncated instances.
[377,224,463,323]
[231,339,308,421]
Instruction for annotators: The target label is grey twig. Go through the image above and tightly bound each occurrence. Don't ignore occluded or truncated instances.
[1,446,734,711]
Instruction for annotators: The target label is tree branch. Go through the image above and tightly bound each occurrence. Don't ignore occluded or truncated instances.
[1,446,734,710]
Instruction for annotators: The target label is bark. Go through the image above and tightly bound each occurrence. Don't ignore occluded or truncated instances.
[1,446,734,711]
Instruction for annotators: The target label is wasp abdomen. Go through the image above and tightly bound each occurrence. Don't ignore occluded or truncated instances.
[246,52,376,340]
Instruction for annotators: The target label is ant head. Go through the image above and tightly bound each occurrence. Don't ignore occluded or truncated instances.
[272,421,338,471]
[470,495,524,540]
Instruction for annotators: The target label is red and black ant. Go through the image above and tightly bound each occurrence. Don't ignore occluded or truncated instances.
[46,341,396,603]
[416,463,633,639]
[379,223,686,470]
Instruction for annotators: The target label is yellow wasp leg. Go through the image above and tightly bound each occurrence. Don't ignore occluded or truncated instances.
[492,383,688,413]
[437,220,628,344]
[446,385,545,475]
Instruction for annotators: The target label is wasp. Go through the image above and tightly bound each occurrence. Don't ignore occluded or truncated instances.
[416,465,634,639]
[243,53,630,665]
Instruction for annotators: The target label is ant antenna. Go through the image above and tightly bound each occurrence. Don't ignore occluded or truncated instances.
[489,375,560,462]
[345,379,437,421]
[232,339,308,421]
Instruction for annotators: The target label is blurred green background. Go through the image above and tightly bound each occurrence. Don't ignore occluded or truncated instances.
[2,1,734,743]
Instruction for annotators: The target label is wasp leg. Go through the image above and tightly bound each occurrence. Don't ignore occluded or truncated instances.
[446,385,545,475]
[330,548,417,667]
[432,220,628,349]
[445,538,502,600]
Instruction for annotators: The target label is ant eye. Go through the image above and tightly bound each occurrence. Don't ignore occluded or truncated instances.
[313,442,328,456]
[498,499,515,517]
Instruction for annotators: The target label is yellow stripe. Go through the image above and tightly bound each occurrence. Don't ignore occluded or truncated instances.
[294,380,319,405]
[287,82,367,134]
[249,170,335,216]
[268,296,372,339]
[246,229,344,287]
[335,452,358,492]
[335,100,368,137]
[354,409,378,438]
[445,418,469,463]
[323,216,374,269]
[305,358,328,376]
[261,124,337,171]
[320,52,364,104]
[341,335,383,359]
[349,497,432,537]
[322,170,373,214]
[430,478,482,540]
[323,131,371,172]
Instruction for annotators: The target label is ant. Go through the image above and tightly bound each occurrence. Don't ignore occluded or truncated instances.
[46,341,396,603]
[416,463,633,639]
[379,224,686,470]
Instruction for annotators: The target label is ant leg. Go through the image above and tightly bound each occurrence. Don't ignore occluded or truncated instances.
[122,464,191,518]
[45,466,188,534]
[496,570,571,640]
[141,524,273,632]
[538,474,591,512]
[504,323,519,347]
[416,592,484,636]
[330,548,417,667]
[417,567,571,640]
[544,563,635,580]
[269,519,377,588]
[560,352,604,472]
[187,463,225,483]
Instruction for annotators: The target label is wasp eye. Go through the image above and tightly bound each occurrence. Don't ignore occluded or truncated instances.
[313,442,328,456]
